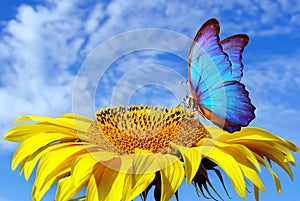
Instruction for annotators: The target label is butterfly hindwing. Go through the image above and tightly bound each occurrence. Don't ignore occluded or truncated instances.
[199,81,255,132]
[221,34,249,81]
[188,18,255,132]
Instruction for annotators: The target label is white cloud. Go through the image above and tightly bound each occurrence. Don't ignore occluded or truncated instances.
[82,0,300,52]
[244,53,300,94]
[0,1,86,150]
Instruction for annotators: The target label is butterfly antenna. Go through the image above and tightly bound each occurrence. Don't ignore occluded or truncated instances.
[180,80,191,108]
[181,80,190,94]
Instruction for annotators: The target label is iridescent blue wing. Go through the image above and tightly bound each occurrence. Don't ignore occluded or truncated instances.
[188,18,255,133]
[188,19,232,99]
[221,34,249,81]
[200,81,255,132]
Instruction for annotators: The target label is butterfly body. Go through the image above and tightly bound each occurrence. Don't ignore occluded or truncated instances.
[188,18,255,133]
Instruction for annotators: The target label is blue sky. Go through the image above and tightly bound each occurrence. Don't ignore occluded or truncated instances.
[0,0,300,200]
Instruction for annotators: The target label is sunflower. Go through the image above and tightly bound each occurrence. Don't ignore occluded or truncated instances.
[5,105,299,201]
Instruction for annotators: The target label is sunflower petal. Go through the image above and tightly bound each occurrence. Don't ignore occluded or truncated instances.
[123,172,155,201]
[158,155,184,201]
[56,176,83,201]
[59,113,93,123]
[217,143,265,191]
[203,145,246,198]
[86,174,100,201]
[12,133,77,171]
[122,153,156,200]
[13,115,91,133]
[240,141,294,179]
[97,158,126,200]
[71,151,118,186]
[33,144,89,200]
[178,145,203,184]
[23,142,82,180]
[4,123,78,142]
[255,154,281,194]
[215,141,261,171]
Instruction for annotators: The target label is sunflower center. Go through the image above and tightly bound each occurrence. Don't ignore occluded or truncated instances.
[87,105,208,153]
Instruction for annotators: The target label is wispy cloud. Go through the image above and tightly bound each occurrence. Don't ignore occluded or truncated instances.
[244,52,300,94]
[241,52,300,145]
[82,0,300,52]
[0,1,85,150]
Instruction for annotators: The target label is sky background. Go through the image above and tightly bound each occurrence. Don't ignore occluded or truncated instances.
[0,0,300,200]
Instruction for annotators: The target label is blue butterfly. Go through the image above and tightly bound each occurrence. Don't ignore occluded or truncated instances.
[187,18,255,133]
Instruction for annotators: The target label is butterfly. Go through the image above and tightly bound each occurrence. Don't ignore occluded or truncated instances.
[186,18,255,133]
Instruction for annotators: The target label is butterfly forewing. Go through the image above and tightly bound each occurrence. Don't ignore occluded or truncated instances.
[188,19,232,102]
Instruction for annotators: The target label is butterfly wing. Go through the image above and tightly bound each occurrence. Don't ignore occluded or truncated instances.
[200,81,255,132]
[188,18,255,133]
[188,19,232,99]
[221,34,249,81]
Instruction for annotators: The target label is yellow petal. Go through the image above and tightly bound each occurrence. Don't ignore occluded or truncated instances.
[204,145,246,198]
[13,115,91,133]
[12,133,77,171]
[23,142,83,180]
[71,151,117,186]
[222,127,299,153]
[19,158,27,176]
[86,174,100,201]
[122,153,156,200]
[159,155,184,201]
[123,172,155,200]
[33,167,70,201]
[5,124,76,142]
[33,144,88,201]
[56,176,83,201]
[215,141,261,171]
[97,158,125,200]
[219,143,265,191]
[242,141,294,179]
[59,113,93,123]
[255,153,281,194]
[178,145,203,184]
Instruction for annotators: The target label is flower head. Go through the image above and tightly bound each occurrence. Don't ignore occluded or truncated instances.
[5,105,299,201]
[89,105,208,154]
